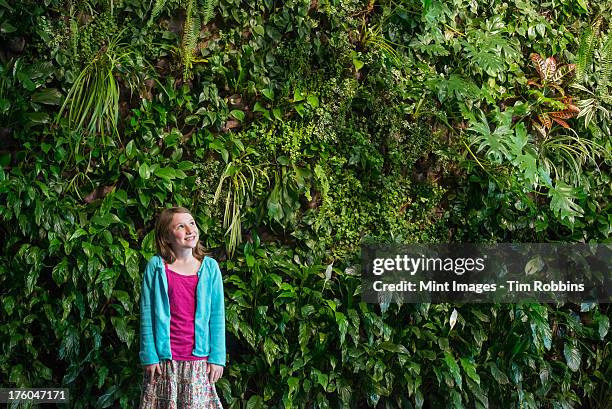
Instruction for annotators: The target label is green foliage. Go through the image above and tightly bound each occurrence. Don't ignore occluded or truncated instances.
[0,0,611,408]
[57,32,144,142]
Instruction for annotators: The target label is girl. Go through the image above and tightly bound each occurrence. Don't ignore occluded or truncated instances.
[139,206,226,408]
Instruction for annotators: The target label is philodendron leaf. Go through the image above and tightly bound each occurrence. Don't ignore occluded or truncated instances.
[549,181,584,223]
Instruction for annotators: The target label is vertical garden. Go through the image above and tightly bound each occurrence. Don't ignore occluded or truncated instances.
[0,0,610,407]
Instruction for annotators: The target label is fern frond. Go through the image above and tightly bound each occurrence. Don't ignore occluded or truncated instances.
[596,33,612,97]
[201,0,216,25]
[576,26,594,82]
[148,0,169,24]
[181,0,198,80]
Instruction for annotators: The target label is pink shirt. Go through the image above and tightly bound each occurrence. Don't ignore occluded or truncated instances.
[165,263,208,361]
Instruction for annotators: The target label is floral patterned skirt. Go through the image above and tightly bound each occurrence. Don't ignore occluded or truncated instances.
[139,360,224,409]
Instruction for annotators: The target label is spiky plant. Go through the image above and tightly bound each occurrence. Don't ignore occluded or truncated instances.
[213,156,259,258]
[57,32,138,144]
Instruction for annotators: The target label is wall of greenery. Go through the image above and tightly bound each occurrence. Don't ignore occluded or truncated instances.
[0,0,610,407]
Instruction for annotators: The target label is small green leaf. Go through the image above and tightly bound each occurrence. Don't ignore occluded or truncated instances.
[3,295,15,316]
[293,88,305,102]
[307,95,319,108]
[24,112,50,124]
[263,338,280,366]
[525,256,545,275]
[1,21,17,33]
[253,101,268,114]
[230,109,245,121]
[154,167,176,180]
[253,25,265,36]
[111,316,135,347]
[125,140,136,159]
[295,103,305,118]
[353,57,364,71]
[262,88,274,100]
[69,228,88,241]
[139,163,151,180]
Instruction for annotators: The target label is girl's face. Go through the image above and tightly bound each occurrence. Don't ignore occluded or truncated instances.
[168,212,199,251]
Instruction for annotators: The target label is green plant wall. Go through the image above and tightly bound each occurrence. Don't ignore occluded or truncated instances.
[0,0,610,408]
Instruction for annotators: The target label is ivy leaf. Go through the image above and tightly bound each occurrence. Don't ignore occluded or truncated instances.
[266,181,283,223]
[111,316,135,347]
[253,25,264,36]
[295,103,306,118]
[96,385,119,409]
[1,21,16,33]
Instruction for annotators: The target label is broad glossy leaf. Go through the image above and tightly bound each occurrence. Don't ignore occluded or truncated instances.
[460,357,480,385]
[444,352,462,389]
[139,163,151,180]
[598,315,609,340]
[31,88,62,105]
[563,342,581,372]
[489,363,509,385]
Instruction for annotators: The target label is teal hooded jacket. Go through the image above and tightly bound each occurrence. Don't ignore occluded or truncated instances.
[139,255,226,366]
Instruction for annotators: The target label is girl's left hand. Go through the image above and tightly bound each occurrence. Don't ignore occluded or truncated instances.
[207,363,224,383]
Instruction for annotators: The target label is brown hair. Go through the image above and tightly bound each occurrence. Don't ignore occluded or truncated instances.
[155,207,207,263]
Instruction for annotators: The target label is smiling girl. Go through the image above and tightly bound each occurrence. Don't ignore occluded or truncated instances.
[139,207,226,408]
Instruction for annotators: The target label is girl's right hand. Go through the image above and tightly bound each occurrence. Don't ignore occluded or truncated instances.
[144,363,162,380]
